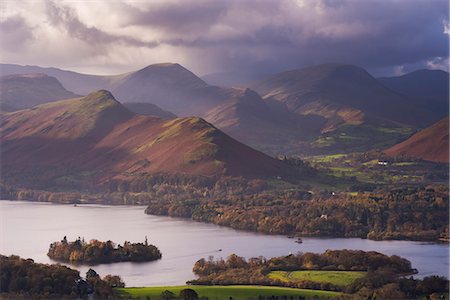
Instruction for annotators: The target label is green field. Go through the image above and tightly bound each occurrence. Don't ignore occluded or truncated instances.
[268,270,366,286]
[117,285,341,299]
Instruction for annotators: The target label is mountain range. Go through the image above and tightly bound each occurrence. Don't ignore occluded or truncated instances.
[1,62,448,157]
[252,64,434,130]
[1,90,297,190]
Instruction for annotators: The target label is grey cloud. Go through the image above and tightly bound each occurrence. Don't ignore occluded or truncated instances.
[0,15,34,52]
[115,0,449,75]
[121,0,228,33]
[45,1,159,49]
[4,0,448,76]
[176,0,449,75]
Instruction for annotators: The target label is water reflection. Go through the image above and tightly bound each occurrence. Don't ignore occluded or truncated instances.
[1,201,448,287]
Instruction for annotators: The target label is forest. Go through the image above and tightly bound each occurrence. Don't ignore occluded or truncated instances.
[0,255,122,299]
[47,237,161,264]
[3,176,448,242]
[188,251,448,298]
[144,185,449,241]
[1,153,448,243]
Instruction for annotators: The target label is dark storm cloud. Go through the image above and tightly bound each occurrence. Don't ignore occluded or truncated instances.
[197,0,449,74]
[45,1,159,49]
[0,15,34,51]
[117,0,448,74]
[121,0,228,33]
[2,0,448,75]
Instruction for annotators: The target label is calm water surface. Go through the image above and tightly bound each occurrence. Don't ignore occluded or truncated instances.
[0,201,448,287]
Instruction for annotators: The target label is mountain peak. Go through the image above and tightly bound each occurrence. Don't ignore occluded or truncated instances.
[122,63,206,87]
[1,90,134,140]
[147,62,182,68]
[78,90,127,115]
[137,63,191,74]
[110,63,210,115]
[83,89,116,102]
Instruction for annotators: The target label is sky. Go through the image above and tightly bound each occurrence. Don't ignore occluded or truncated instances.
[0,0,448,77]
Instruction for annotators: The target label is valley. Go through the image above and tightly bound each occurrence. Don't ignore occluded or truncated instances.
[1,1,449,298]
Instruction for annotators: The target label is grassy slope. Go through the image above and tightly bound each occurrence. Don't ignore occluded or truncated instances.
[269,270,366,286]
[310,124,413,154]
[304,152,448,188]
[117,285,341,299]
[2,91,301,190]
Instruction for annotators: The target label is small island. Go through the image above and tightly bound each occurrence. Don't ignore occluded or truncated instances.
[47,236,162,264]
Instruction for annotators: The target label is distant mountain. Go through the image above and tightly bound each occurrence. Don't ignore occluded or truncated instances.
[123,103,177,119]
[203,88,322,154]
[1,63,308,154]
[385,116,449,163]
[0,73,78,112]
[4,62,442,156]
[110,64,325,153]
[0,63,115,95]
[378,69,449,120]
[253,63,432,131]
[110,63,230,117]
[1,90,297,190]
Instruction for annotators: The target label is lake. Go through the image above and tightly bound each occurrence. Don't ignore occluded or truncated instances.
[0,200,448,287]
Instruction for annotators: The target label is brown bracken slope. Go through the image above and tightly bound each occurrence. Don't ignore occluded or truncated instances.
[385,116,449,163]
[1,90,296,189]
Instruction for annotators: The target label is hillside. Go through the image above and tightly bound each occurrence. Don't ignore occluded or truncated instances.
[253,63,432,131]
[110,64,322,154]
[123,102,177,119]
[1,63,308,154]
[203,88,322,153]
[378,69,449,120]
[0,73,78,111]
[1,90,298,190]
[385,116,449,163]
[3,63,443,156]
[250,64,439,154]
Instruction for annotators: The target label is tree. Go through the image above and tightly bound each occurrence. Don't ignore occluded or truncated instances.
[226,254,247,268]
[86,268,99,280]
[103,274,125,288]
[375,283,405,299]
[179,288,198,300]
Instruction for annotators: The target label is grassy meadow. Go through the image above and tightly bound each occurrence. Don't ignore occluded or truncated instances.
[117,285,341,299]
[268,270,366,286]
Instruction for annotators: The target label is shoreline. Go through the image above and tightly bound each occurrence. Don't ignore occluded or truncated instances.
[1,197,447,244]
